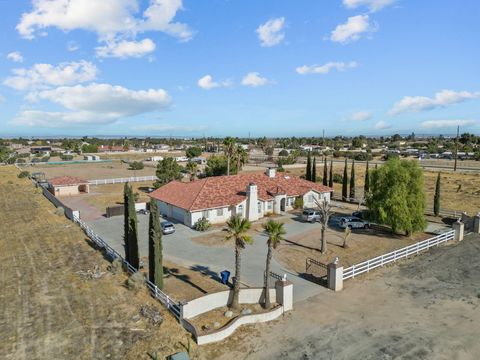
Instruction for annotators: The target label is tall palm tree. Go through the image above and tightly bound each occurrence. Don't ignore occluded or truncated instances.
[262,220,286,309]
[226,215,253,309]
[234,146,249,173]
[186,161,198,181]
[223,137,236,176]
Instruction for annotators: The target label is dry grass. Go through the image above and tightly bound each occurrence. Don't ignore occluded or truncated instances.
[0,166,227,360]
[284,163,480,214]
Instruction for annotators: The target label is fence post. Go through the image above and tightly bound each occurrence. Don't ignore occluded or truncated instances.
[327,260,343,291]
[453,220,464,242]
[474,213,480,234]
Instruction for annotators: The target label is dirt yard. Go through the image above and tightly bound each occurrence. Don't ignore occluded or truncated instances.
[201,234,480,359]
[281,162,480,215]
[0,166,224,360]
[24,160,156,180]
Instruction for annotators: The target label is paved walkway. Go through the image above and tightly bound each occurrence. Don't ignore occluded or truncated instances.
[59,196,104,221]
[87,213,328,302]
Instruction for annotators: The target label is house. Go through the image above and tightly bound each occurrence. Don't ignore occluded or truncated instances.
[98,145,129,153]
[30,146,52,155]
[48,176,90,197]
[190,156,207,165]
[150,168,332,228]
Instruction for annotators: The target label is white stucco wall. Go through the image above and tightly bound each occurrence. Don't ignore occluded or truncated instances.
[303,190,329,208]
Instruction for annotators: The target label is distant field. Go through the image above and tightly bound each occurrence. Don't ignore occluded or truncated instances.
[0,166,196,359]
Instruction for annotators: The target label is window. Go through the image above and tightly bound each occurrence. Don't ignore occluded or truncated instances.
[238,205,244,216]
[202,210,209,219]
[216,208,224,217]
[308,194,314,203]
[267,201,273,210]
[258,201,262,214]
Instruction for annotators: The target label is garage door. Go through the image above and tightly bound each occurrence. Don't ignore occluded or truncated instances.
[171,206,186,223]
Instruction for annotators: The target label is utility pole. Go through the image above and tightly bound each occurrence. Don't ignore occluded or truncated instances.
[454,125,459,172]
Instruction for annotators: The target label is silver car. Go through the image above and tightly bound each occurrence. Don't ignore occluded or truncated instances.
[302,209,320,223]
[161,221,176,235]
[339,216,370,229]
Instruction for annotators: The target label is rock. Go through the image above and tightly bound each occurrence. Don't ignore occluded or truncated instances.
[202,324,211,331]
[213,321,221,329]
[131,315,141,322]
[224,310,233,318]
[241,308,252,315]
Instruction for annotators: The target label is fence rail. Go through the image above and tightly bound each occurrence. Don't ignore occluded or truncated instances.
[305,257,328,272]
[88,175,157,185]
[343,230,455,280]
[268,271,285,281]
[73,216,180,318]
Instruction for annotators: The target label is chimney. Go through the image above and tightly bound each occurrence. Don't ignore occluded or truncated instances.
[246,183,259,222]
[266,167,276,178]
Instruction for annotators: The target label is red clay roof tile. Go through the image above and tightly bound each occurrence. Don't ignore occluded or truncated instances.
[48,176,88,186]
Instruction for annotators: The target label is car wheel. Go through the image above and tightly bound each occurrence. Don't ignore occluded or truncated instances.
[364,224,369,229]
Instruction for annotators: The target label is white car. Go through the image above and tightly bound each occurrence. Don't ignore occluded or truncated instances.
[339,216,370,229]
[161,221,176,235]
[302,209,320,223]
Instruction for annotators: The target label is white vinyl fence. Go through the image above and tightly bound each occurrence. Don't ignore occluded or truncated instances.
[73,215,180,319]
[88,175,157,185]
[343,230,455,280]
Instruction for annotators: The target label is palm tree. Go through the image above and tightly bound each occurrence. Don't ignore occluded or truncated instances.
[223,137,236,176]
[186,161,198,181]
[314,197,332,254]
[226,215,253,309]
[262,220,286,309]
[235,146,249,173]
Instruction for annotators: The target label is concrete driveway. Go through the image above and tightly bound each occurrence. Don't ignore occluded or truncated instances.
[86,213,328,303]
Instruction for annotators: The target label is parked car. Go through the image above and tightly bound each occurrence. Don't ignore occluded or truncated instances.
[161,221,176,235]
[137,209,150,215]
[302,209,320,223]
[339,216,370,229]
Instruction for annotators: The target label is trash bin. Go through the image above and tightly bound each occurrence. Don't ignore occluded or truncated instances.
[220,270,231,285]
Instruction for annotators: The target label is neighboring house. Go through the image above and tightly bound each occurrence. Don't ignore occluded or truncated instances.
[98,145,129,153]
[150,168,332,228]
[84,155,100,161]
[48,176,90,197]
[30,146,52,155]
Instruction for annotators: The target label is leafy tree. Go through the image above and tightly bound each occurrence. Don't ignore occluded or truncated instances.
[129,161,144,170]
[328,159,333,188]
[223,137,236,176]
[148,198,163,289]
[205,154,237,176]
[306,152,312,181]
[342,159,348,200]
[312,157,317,182]
[126,184,140,269]
[434,172,441,216]
[278,149,289,156]
[262,220,286,309]
[264,147,274,156]
[226,215,253,309]
[186,161,198,181]
[155,157,182,187]
[323,158,328,186]
[366,159,426,235]
[186,146,202,159]
[82,144,98,153]
[364,161,370,194]
[349,160,356,200]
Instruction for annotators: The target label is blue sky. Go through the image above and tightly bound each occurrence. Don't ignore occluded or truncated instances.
[0,0,479,137]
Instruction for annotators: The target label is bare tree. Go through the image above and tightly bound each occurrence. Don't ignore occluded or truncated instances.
[342,226,352,248]
[314,197,333,254]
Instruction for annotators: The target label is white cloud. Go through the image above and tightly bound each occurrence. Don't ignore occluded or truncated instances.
[343,0,396,12]
[96,38,156,58]
[134,124,207,132]
[241,72,269,87]
[16,0,193,58]
[374,120,391,129]
[67,41,80,52]
[3,60,98,91]
[7,51,24,63]
[350,111,372,121]
[256,17,285,47]
[390,90,480,115]
[420,119,477,129]
[12,83,171,127]
[330,15,375,43]
[296,61,357,75]
[197,75,231,90]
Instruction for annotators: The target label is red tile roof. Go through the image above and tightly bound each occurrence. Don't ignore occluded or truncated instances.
[150,172,332,212]
[48,176,88,186]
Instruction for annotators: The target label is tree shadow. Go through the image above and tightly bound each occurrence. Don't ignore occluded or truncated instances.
[282,238,322,252]
[189,264,225,285]
[164,266,208,294]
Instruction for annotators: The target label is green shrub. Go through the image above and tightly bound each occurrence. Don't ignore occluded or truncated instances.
[195,217,211,231]
[332,173,344,184]
[129,161,144,170]
[18,171,30,179]
[60,154,74,161]
[16,158,26,164]
[293,197,304,209]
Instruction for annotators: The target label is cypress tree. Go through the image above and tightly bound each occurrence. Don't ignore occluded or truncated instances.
[350,160,356,200]
[148,198,164,289]
[364,161,370,194]
[306,151,312,181]
[434,173,441,216]
[328,159,333,188]
[127,184,140,269]
[342,159,348,200]
[312,157,317,182]
[123,182,130,263]
[323,157,328,186]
